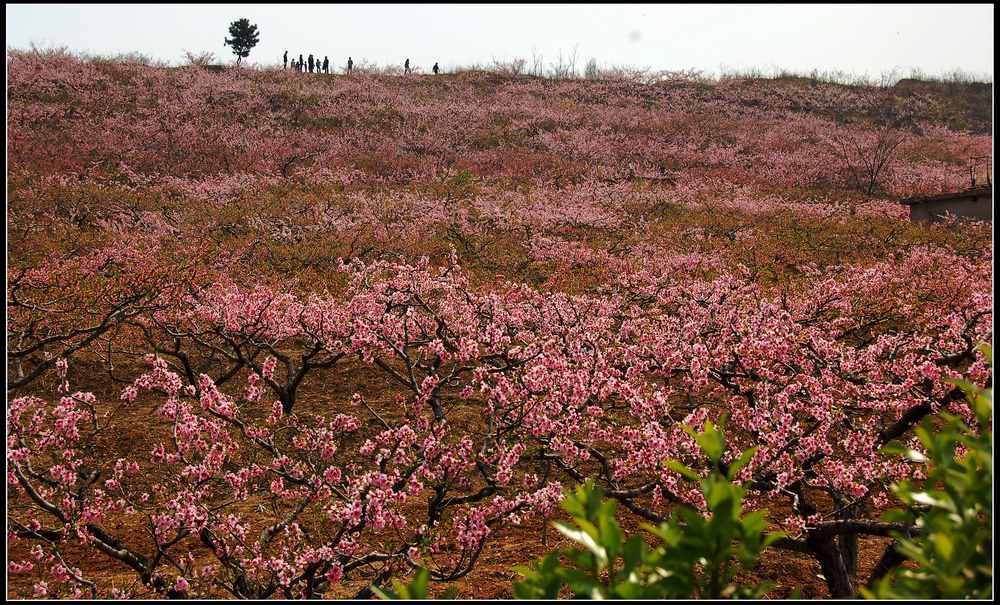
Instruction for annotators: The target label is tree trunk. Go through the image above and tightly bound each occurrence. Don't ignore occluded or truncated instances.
[832,493,861,586]
[808,533,857,597]
[280,388,295,414]
[866,540,906,589]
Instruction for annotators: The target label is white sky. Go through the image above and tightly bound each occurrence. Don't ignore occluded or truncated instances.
[5,3,995,77]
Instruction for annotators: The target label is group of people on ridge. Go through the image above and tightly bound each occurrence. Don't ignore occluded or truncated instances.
[284,51,331,74]
[283,51,439,75]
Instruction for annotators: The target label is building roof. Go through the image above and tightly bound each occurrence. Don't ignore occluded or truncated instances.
[902,185,992,206]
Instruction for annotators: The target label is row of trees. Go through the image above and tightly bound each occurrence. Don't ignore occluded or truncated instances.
[8,240,992,598]
[10,47,986,197]
[387,369,992,598]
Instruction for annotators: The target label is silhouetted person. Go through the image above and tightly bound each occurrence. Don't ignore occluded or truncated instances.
[299,54,304,72]
[308,54,315,73]
[323,56,329,74]
[432,62,439,75]
[347,57,353,73]
[404,58,410,74]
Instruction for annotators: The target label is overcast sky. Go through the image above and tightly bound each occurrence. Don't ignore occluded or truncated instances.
[5,3,994,77]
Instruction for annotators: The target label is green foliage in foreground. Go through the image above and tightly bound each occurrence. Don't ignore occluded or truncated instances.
[372,568,457,600]
[512,420,782,599]
[863,344,993,599]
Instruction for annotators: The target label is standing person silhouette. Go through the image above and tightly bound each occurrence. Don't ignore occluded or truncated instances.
[283,50,288,69]
[347,56,353,74]
[299,54,304,72]
[323,56,329,74]
[404,58,410,74]
[432,62,439,75]
[308,54,315,73]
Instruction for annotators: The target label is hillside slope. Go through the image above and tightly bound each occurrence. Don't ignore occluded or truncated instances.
[8,52,991,194]
[6,51,993,600]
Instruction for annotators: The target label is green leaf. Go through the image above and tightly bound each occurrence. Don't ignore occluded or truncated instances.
[727,447,757,480]
[910,491,955,512]
[975,342,991,365]
[597,506,624,560]
[667,459,701,482]
[693,421,724,463]
[555,523,608,567]
[931,533,954,561]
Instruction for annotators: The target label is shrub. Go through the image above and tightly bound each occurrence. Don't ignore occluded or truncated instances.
[512,420,782,599]
[373,569,458,600]
[863,344,993,599]
[183,50,217,67]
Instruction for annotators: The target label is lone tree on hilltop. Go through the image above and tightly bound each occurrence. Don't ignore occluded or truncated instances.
[224,18,260,66]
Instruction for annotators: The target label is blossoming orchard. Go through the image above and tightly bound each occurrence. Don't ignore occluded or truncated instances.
[6,49,993,599]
